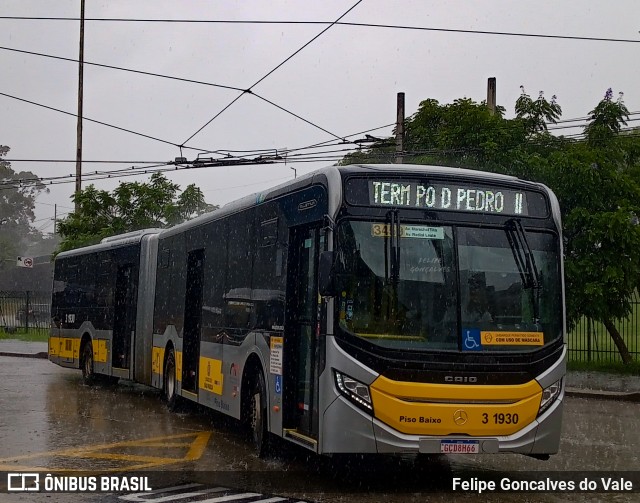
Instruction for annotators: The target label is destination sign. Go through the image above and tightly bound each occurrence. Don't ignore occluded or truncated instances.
[344,178,549,217]
[371,180,527,215]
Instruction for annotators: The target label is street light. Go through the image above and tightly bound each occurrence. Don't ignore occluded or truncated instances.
[290,166,297,179]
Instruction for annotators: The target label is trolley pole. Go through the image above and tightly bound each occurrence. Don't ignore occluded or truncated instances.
[75,0,85,210]
[395,92,405,164]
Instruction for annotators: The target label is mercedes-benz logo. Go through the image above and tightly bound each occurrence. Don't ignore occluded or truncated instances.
[453,409,468,425]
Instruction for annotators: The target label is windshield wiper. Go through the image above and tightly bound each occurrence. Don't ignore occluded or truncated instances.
[505,219,541,323]
[385,210,401,323]
[389,210,401,285]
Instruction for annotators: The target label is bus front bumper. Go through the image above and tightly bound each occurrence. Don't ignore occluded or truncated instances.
[321,390,563,456]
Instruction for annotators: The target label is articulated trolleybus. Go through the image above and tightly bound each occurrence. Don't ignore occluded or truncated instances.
[49,164,565,458]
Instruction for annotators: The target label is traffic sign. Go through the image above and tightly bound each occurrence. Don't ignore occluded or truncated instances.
[16,256,34,268]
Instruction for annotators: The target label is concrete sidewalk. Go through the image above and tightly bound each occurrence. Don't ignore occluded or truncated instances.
[0,339,638,401]
[564,370,640,402]
[0,339,48,359]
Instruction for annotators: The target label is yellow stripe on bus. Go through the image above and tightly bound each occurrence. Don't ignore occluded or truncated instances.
[94,339,108,363]
[48,337,80,360]
[152,346,165,376]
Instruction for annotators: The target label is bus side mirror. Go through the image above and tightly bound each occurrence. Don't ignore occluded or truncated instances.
[318,251,337,297]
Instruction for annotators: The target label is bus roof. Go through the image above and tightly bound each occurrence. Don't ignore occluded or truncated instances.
[158,163,549,239]
[55,228,161,260]
[56,164,551,250]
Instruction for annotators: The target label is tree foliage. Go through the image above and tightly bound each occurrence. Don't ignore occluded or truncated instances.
[584,88,630,147]
[515,87,562,134]
[341,88,640,363]
[57,173,217,252]
[0,146,49,269]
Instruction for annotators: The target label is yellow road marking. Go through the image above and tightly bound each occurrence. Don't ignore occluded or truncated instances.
[184,429,211,461]
[135,442,191,448]
[0,431,212,472]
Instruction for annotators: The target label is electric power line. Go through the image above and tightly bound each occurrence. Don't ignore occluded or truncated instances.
[1,17,638,44]
[5,42,636,154]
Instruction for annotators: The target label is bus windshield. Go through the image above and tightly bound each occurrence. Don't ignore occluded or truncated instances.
[335,220,562,352]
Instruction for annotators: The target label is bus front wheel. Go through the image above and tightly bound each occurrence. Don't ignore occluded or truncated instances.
[163,349,178,410]
[249,371,269,457]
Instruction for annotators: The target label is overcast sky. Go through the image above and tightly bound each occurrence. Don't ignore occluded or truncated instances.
[1,0,639,234]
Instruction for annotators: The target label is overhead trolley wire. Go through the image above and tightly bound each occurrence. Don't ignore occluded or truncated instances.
[182,0,363,145]
[0,91,215,153]
[4,159,167,164]
[5,125,640,192]
[2,121,396,174]
[0,44,353,148]
[252,92,350,142]
[0,92,176,149]
[0,46,245,93]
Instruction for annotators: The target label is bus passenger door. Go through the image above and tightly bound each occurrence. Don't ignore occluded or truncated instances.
[112,263,136,369]
[182,249,204,393]
[286,226,321,440]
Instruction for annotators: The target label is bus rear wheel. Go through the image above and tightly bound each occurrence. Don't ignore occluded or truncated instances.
[81,341,96,385]
[163,349,179,410]
[249,372,269,457]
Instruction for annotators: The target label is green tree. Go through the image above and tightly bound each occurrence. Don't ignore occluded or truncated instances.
[57,173,217,252]
[538,145,640,364]
[342,97,520,170]
[542,91,639,363]
[515,87,562,134]
[0,145,48,269]
[584,88,630,147]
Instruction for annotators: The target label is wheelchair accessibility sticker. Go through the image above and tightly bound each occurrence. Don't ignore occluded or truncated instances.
[461,329,545,350]
[462,329,482,351]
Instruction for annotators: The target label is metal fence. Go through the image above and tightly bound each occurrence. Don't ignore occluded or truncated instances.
[0,290,51,336]
[568,293,640,364]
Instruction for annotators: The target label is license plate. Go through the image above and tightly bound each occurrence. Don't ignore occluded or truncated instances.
[440,439,480,454]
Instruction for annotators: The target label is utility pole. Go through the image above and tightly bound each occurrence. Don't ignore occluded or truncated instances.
[53,204,57,236]
[395,92,405,164]
[75,0,85,210]
[487,77,497,115]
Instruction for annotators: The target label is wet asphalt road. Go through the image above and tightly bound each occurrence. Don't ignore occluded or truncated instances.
[0,356,638,503]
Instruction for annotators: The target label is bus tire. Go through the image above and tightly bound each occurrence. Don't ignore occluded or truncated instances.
[249,371,269,457]
[163,349,179,410]
[81,340,96,385]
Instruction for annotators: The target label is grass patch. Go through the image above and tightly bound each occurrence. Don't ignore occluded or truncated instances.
[0,328,49,342]
[567,359,640,375]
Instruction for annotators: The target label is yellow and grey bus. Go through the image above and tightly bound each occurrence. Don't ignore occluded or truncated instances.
[49,164,565,459]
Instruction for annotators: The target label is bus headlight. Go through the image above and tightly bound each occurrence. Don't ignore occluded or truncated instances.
[538,378,562,416]
[334,370,373,413]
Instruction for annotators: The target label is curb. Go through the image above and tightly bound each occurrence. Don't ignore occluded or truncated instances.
[0,351,48,359]
[565,387,640,403]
